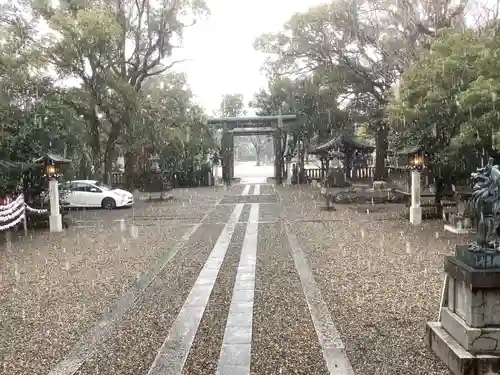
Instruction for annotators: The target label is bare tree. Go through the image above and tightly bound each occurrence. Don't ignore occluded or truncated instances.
[250,135,270,166]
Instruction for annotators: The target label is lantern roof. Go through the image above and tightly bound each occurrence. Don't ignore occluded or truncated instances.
[33,153,71,166]
[395,145,424,156]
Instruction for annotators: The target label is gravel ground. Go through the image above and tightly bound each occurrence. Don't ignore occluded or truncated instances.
[251,221,329,375]
[0,188,226,375]
[239,204,251,222]
[277,184,461,375]
[0,223,189,375]
[220,195,278,205]
[75,223,224,375]
[68,188,226,226]
[171,186,237,200]
[259,184,275,195]
[1,182,462,375]
[258,202,280,222]
[181,223,246,375]
[277,185,405,223]
[222,184,245,195]
[203,204,239,224]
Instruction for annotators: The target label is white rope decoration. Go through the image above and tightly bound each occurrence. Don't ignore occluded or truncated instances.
[24,204,48,214]
[0,204,25,223]
[0,194,50,231]
[0,195,24,211]
[0,197,25,216]
[0,213,25,231]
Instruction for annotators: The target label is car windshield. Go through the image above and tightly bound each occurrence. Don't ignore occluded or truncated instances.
[94,181,111,191]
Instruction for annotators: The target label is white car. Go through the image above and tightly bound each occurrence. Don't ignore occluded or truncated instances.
[61,180,134,209]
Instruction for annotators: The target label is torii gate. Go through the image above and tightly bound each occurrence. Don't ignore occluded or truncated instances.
[206,114,297,185]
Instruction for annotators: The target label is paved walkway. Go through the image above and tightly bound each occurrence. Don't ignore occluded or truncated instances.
[47,182,353,375]
[2,181,454,375]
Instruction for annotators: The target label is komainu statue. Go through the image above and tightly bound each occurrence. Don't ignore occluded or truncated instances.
[469,157,500,252]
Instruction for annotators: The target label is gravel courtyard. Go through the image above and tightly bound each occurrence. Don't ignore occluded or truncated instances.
[0,182,461,375]
[0,187,227,375]
[277,185,463,375]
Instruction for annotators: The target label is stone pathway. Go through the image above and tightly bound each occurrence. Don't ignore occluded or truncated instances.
[2,181,455,375]
[40,182,352,375]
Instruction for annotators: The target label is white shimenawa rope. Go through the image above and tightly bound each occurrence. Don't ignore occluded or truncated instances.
[0,194,49,231]
[0,204,25,223]
[0,196,25,216]
[24,205,48,214]
[0,195,24,212]
[0,213,25,231]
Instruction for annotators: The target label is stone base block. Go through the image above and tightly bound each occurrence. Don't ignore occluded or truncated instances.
[445,254,500,328]
[49,214,63,232]
[441,307,500,354]
[410,206,422,225]
[426,322,500,375]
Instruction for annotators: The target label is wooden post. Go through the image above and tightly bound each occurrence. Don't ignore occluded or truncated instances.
[5,229,11,251]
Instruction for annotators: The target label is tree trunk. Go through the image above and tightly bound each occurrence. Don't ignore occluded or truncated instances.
[89,139,103,180]
[103,147,114,186]
[103,125,120,185]
[79,155,92,180]
[92,158,102,180]
[305,138,310,163]
[124,150,136,190]
[256,150,261,166]
[374,121,389,181]
[434,176,444,219]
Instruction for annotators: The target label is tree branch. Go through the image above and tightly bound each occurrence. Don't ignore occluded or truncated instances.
[134,59,192,91]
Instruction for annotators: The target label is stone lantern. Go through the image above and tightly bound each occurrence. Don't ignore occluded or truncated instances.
[33,153,71,232]
[409,153,425,225]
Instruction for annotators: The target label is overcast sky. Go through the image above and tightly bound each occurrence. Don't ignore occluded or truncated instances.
[170,0,325,115]
[169,0,499,116]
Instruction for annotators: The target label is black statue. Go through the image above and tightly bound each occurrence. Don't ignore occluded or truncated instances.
[469,157,500,252]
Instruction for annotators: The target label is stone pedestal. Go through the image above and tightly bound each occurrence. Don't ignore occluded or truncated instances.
[48,179,63,232]
[410,206,422,225]
[426,246,500,375]
[410,169,422,225]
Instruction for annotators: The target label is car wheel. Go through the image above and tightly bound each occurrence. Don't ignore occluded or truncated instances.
[101,197,116,209]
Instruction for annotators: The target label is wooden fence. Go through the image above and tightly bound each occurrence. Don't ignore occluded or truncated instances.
[111,172,124,187]
[304,166,408,182]
[113,166,409,188]
[304,168,324,180]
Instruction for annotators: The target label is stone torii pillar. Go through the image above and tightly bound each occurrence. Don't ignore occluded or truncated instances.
[221,130,234,185]
[273,131,283,185]
[228,132,234,181]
